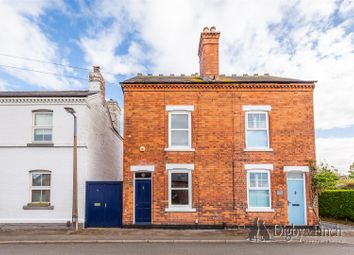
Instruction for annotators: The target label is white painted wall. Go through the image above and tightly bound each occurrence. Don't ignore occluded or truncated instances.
[87,94,123,181]
[0,94,123,224]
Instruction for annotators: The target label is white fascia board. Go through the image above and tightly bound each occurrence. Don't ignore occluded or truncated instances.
[242,105,272,111]
[166,164,194,171]
[166,105,194,112]
[130,165,155,172]
[283,166,309,173]
[245,164,274,171]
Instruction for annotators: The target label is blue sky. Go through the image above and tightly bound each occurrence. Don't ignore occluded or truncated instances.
[0,0,353,173]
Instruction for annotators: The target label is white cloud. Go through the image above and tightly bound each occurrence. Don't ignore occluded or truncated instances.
[0,79,7,91]
[79,0,354,172]
[80,0,354,130]
[316,137,354,174]
[0,0,83,90]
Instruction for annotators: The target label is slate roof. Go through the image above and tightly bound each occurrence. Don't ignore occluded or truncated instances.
[122,74,316,84]
[0,90,98,98]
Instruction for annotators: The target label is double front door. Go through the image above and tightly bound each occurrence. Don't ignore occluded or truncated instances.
[85,182,123,227]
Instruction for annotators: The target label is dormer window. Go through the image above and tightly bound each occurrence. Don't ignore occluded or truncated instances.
[33,110,53,142]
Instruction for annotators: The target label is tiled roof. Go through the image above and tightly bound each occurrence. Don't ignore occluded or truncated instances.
[0,90,98,98]
[122,74,316,84]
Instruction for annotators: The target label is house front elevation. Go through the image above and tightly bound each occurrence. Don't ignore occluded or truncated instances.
[0,67,123,228]
[121,27,318,227]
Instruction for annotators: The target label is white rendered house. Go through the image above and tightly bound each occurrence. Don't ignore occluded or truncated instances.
[0,66,123,227]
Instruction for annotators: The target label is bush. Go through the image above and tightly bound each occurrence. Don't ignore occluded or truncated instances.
[319,190,354,221]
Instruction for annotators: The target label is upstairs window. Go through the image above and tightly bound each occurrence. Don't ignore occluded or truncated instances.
[33,111,53,142]
[30,171,51,204]
[243,105,271,150]
[246,112,268,148]
[166,105,194,151]
[170,113,190,147]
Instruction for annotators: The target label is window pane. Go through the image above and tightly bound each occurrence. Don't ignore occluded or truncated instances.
[135,172,151,179]
[249,190,270,207]
[248,113,266,128]
[42,190,50,202]
[171,173,189,188]
[42,174,51,186]
[171,130,188,146]
[249,173,257,187]
[35,113,52,126]
[171,114,188,129]
[171,190,189,205]
[32,190,41,202]
[287,172,303,179]
[259,173,268,187]
[34,129,52,141]
[32,174,42,186]
[247,130,268,147]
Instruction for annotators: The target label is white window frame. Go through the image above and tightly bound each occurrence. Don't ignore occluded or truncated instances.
[243,106,272,151]
[166,164,196,212]
[165,105,194,151]
[246,166,274,212]
[32,111,53,143]
[29,170,51,204]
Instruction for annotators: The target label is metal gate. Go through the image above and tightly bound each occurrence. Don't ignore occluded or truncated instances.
[85,181,122,228]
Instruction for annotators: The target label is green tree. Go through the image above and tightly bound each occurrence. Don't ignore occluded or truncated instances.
[313,162,339,193]
[349,162,354,179]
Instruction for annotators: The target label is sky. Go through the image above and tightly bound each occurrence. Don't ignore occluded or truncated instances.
[0,0,353,174]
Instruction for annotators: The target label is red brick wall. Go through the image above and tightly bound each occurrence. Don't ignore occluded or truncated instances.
[123,84,317,226]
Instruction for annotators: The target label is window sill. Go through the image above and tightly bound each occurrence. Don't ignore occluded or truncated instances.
[243,148,273,152]
[164,147,195,152]
[23,204,54,210]
[165,207,196,212]
[27,143,54,147]
[246,208,274,212]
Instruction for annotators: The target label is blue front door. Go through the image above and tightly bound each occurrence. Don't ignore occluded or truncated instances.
[86,182,122,227]
[135,180,151,224]
[287,175,305,225]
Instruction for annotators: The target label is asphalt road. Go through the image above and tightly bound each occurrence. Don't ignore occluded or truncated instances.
[0,243,353,255]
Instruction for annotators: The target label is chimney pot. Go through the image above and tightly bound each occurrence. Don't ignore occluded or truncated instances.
[203,27,209,32]
[210,26,216,32]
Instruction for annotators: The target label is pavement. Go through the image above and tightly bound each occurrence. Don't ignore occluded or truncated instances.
[0,227,353,245]
[0,242,353,255]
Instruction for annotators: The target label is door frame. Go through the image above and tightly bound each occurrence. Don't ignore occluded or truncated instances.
[285,168,308,225]
[85,181,123,228]
[133,172,153,224]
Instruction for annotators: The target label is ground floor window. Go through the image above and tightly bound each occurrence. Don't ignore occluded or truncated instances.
[167,168,194,211]
[30,171,51,204]
[247,170,272,210]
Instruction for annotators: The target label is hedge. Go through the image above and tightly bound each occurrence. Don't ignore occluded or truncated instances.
[319,190,354,221]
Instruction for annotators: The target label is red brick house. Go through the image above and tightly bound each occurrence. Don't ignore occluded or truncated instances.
[121,27,318,227]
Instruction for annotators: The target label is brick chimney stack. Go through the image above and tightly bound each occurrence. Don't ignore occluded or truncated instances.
[89,65,105,98]
[198,26,220,80]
